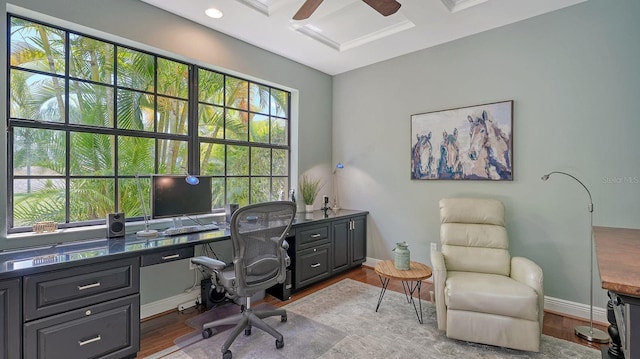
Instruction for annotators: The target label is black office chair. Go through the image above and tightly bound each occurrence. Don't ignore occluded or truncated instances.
[191,201,296,359]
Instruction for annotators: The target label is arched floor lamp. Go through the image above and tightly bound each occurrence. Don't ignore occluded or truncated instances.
[541,171,609,343]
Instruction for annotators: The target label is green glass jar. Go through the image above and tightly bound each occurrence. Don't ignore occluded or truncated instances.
[393,242,410,270]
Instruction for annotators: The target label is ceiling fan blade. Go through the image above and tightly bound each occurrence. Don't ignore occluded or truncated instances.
[293,0,324,20]
[361,0,401,16]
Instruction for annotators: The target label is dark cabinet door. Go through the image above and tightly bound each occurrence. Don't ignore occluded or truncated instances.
[350,216,367,266]
[0,278,21,359]
[331,219,349,273]
[296,244,330,288]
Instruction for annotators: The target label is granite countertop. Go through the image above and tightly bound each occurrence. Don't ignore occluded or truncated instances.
[0,208,368,278]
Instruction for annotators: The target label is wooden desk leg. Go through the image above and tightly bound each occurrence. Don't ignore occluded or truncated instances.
[605,291,625,358]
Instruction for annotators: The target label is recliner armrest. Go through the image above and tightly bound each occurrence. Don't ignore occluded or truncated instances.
[510,256,543,292]
[511,256,544,331]
[430,250,447,331]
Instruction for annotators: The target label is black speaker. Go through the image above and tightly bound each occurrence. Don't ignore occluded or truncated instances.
[106,212,126,238]
[225,203,239,223]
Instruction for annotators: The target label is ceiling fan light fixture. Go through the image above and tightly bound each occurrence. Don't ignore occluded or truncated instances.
[205,7,224,19]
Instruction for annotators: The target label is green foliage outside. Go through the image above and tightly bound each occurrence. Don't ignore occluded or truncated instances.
[8,17,290,229]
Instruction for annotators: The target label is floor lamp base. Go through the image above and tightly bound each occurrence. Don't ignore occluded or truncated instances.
[575,325,610,343]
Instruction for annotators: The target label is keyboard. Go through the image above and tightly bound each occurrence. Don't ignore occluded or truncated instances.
[163,224,220,236]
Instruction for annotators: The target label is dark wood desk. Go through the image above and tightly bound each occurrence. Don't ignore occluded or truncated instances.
[0,209,368,359]
[594,226,640,359]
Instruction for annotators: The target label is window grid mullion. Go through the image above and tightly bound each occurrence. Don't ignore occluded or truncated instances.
[7,15,291,233]
[64,30,72,224]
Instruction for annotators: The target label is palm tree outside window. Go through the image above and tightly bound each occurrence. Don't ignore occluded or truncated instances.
[7,15,291,234]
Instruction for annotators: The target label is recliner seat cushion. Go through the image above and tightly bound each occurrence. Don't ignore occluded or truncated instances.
[445,271,538,321]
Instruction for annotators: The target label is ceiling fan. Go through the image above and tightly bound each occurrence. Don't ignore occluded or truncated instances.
[293,0,402,20]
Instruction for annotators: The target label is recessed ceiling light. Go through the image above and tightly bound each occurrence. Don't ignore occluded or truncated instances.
[205,7,223,19]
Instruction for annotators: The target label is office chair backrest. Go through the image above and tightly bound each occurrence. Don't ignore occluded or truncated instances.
[230,201,296,297]
[439,198,511,276]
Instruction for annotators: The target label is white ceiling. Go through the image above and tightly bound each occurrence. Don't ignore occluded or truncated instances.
[140,0,586,75]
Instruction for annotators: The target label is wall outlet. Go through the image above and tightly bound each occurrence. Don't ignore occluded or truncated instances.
[430,242,438,253]
[189,260,196,270]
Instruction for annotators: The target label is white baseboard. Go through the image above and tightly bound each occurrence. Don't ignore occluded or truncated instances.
[365,257,606,324]
[141,289,199,319]
[544,295,607,325]
[142,258,608,324]
[363,257,381,268]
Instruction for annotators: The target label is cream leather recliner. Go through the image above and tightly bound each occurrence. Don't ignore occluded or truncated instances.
[430,198,544,352]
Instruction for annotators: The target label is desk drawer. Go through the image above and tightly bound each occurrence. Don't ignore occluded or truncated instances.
[24,257,139,321]
[140,246,194,267]
[296,244,330,288]
[24,294,139,359]
[297,224,329,248]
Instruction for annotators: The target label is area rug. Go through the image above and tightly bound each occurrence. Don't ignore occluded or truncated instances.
[150,279,600,359]
[172,302,285,349]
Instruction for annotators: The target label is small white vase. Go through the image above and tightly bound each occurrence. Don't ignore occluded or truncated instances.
[305,204,314,213]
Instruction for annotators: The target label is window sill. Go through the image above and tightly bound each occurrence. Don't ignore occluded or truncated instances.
[3,212,226,251]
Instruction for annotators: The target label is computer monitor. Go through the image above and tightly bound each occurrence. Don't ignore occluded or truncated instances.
[150,175,212,219]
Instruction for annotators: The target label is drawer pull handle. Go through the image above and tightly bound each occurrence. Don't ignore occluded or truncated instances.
[79,335,101,346]
[311,263,321,268]
[162,254,180,260]
[78,282,101,291]
[311,234,321,238]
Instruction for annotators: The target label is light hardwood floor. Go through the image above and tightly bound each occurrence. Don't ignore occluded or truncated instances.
[139,266,609,358]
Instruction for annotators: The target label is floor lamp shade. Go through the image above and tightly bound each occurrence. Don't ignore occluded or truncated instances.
[541,171,609,343]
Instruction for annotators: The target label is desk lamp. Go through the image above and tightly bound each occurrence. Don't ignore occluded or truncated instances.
[332,162,344,211]
[541,171,609,343]
[185,174,199,185]
[135,174,158,238]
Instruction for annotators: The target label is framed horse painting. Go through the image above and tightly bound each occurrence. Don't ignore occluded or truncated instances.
[410,100,513,181]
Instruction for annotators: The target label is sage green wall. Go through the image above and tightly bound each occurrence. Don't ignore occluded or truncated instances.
[0,0,332,304]
[333,0,640,308]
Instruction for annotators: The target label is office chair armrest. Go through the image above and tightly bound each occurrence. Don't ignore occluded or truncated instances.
[191,256,227,271]
[270,237,290,250]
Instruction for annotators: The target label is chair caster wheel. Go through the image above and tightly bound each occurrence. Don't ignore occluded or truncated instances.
[202,328,213,339]
[244,328,251,336]
[281,315,287,322]
[276,339,284,349]
[223,349,232,359]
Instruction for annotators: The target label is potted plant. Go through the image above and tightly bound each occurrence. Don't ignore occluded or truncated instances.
[299,175,323,212]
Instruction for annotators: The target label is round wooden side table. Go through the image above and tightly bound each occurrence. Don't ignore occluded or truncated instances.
[374,260,432,324]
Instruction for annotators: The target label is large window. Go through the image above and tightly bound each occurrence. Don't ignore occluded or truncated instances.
[7,16,290,233]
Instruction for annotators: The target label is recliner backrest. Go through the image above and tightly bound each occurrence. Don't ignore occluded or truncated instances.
[439,198,511,276]
[230,201,296,297]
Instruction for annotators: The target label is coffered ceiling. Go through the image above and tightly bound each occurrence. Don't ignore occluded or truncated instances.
[141,0,586,75]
